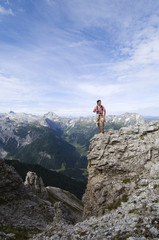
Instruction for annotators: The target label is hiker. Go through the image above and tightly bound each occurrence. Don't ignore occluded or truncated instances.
[93,100,106,133]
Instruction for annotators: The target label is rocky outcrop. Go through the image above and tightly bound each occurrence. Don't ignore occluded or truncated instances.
[47,186,83,223]
[24,171,83,223]
[30,122,159,240]
[24,171,48,200]
[83,121,159,218]
[53,202,76,225]
[0,158,27,203]
[0,159,84,239]
[0,159,54,238]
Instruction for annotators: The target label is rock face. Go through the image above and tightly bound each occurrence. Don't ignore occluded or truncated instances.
[0,159,54,237]
[47,186,83,221]
[83,121,159,218]
[53,202,76,225]
[24,171,48,200]
[0,159,84,239]
[0,158,27,203]
[29,121,159,240]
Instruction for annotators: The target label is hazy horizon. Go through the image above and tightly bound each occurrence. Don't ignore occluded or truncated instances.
[0,0,159,117]
[1,110,159,119]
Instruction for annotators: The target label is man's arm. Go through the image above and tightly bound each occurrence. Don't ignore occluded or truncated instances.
[103,106,106,118]
[93,106,97,113]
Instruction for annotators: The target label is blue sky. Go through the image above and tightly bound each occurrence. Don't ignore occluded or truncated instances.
[0,0,159,116]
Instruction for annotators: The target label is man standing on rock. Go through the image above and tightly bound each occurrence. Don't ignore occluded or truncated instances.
[93,100,106,133]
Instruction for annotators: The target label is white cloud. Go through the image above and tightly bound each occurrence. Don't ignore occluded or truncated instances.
[0,5,14,15]
[0,75,32,101]
[77,82,125,97]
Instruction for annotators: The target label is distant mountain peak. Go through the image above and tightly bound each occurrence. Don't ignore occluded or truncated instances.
[43,112,59,119]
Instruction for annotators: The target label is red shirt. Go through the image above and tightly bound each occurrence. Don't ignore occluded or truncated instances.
[93,105,106,115]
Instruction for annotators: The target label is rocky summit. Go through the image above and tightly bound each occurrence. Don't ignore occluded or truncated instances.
[0,159,83,240]
[30,121,159,240]
[83,121,159,218]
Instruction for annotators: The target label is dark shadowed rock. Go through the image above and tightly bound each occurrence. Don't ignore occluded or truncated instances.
[47,186,83,223]
[0,158,54,234]
[0,158,27,203]
[53,202,76,225]
[0,158,84,240]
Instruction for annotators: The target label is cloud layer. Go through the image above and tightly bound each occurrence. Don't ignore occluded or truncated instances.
[0,0,159,116]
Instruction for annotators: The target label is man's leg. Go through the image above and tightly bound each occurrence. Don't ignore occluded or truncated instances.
[102,122,104,133]
[98,123,101,133]
[96,114,101,133]
[101,117,104,133]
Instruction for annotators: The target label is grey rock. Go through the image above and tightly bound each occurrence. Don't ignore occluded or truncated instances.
[53,202,76,225]
[30,122,159,240]
[83,121,159,218]
[0,232,15,240]
[47,186,83,222]
[150,162,159,179]
[149,227,159,236]
[0,159,54,232]
[2,121,159,240]
[0,159,85,240]
[24,171,48,200]
[0,158,27,203]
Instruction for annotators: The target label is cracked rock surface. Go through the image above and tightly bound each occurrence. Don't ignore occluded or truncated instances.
[31,121,159,240]
[83,121,159,218]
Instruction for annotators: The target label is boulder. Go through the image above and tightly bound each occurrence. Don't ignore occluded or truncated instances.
[24,171,48,200]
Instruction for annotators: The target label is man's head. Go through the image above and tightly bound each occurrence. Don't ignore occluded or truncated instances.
[97,100,101,106]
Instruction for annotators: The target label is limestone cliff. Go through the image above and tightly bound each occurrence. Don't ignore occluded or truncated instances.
[83,121,159,218]
[30,121,159,240]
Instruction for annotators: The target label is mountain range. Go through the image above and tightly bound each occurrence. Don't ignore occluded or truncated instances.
[0,111,147,181]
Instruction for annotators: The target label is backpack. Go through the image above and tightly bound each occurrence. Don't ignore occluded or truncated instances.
[97,105,103,114]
